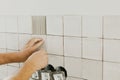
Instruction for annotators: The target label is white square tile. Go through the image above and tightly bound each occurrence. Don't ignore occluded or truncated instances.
[0,65,7,79]
[82,16,102,38]
[7,66,19,76]
[64,16,81,37]
[0,33,6,48]
[82,38,102,60]
[6,16,18,33]
[64,37,81,57]
[48,55,64,67]
[65,57,82,78]
[82,59,102,80]
[7,49,20,67]
[104,39,120,62]
[0,16,6,32]
[103,62,120,80]
[19,34,31,50]
[46,16,63,35]
[6,33,19,50]
[47,36,63,55]
[31,35,47,50]
[18,16,32,34]
[104,16,120,39]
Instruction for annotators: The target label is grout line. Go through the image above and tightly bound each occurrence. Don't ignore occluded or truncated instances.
[62,16,65,67]
[103,60,120,64]
[17,17,21,68]
[102,16,104,80]
[1,31,120,40]
[81,58,102,62]
[68,76,87,80]
[81,16,83,59]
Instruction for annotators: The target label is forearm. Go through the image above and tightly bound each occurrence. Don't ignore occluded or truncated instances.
[0,50,29,64]
[11,62,38,80]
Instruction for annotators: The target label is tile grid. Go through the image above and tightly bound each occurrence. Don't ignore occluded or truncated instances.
[1,16,120,80]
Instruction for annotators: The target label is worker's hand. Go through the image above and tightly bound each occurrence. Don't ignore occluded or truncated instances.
[25,49,48,71]
[23,38,44,53]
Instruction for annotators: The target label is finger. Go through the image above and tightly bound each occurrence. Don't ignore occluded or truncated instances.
[24,38,37,48]
[32,40,44,50]
[29,38,43,47]
[26,38,36,45]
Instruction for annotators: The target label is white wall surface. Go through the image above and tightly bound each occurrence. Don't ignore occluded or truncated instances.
[0,0,120,15]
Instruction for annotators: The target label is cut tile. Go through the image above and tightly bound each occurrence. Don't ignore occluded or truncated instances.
[82,59,102,80]
[82,16,102,37]
[6,16,18,33]
[65,57,82,78]
[46,16,63,35]
[64,37,81,57]
[64,16,81,37]
[82,38,102,60]
[18,16,32,34]
[104,39,120,62]
[6,33,19,50]
[48,55,64,67]
[0,33,6,48]
[0,16,6,32]
[32,16,46,35]
[19,34,31,50]
[103,62,120,80]
[104,16,120,39]
[32,35,47,50]
[47,36,63,55]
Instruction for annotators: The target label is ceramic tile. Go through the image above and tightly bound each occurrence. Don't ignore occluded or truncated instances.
[104,16,120,39]
[64,37,81,57]
[103,62,120,80]
[6,33,19,50]
[6,16,18,33]
[19,34,31,50]
[104,39,120,62]
[18,16,32,34]
[65,57,82,78]
[48,55,64,67]
[47,35,63,55]
[0,33,6,48]
[46,16,63,35]
[82,59,102,80]
[82,38,102,60]
[67,77,83,80]
[0,65,7,79]
[64,16,81,37]
[0,16,6,32]
[32,16,46,35]
[31,35,47,50]
[0,49,6,53]
[82,16,102,37]
[7,66,19,76]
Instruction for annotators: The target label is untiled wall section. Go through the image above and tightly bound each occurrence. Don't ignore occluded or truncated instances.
[0,16,120,80]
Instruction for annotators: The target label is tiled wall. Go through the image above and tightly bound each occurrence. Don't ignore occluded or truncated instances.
[0,15,120,80]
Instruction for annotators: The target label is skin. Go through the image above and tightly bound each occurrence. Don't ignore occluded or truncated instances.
[1,38,48,80]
